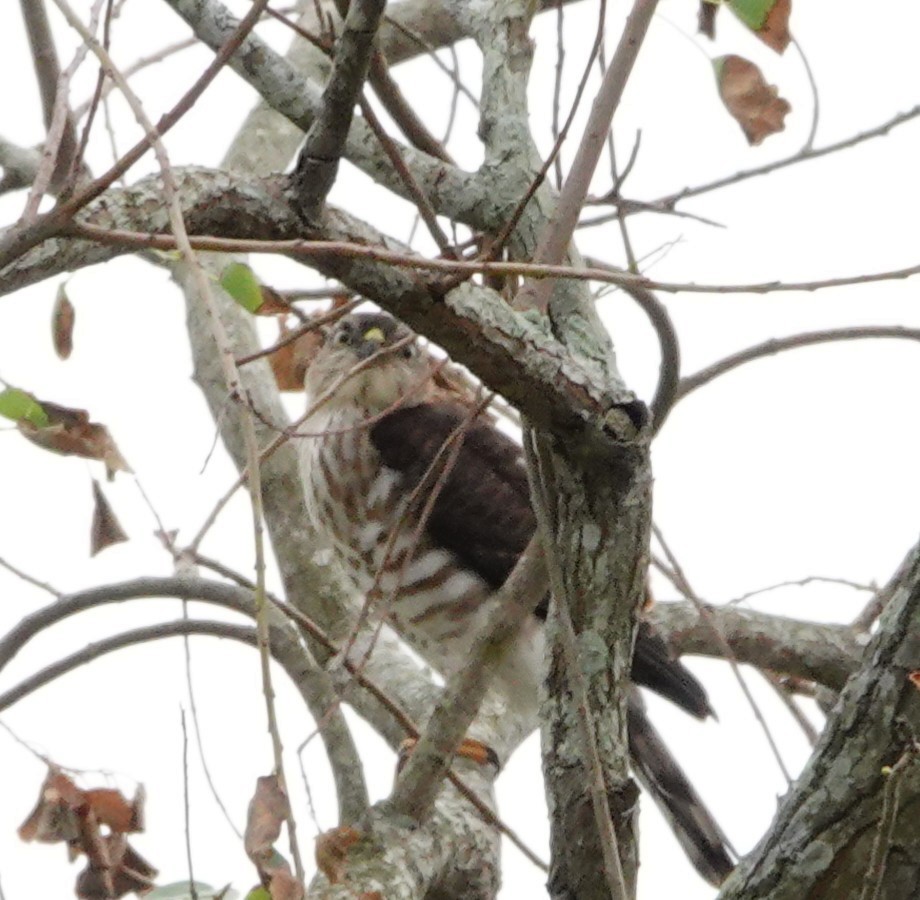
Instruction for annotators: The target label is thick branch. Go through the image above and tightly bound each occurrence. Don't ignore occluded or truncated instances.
[648,601,863,691]
[719,542,920,899]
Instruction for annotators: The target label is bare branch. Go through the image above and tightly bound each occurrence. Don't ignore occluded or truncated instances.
[19,0,81,190]
[293,0,387,222]
[719,542,920,898]
[648,602,862,692]
[677,327,920,404]
[515,0,660,315]
[649,104,920,214]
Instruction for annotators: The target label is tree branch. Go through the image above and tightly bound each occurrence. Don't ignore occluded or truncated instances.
[648,601,863,692]
[719,541,920,899]
[293,0,386,222]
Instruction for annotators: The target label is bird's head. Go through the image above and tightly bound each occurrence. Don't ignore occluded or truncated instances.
[305,312,430,411]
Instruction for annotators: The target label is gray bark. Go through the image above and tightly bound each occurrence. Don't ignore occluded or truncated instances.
[719,542,920,899]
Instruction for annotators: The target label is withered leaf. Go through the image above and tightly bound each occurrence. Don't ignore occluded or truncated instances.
[18,399,131,479]
[257,286,294,316]
[91,479,129,556]
[715,55,791,145]
[53,282,76,359]
[909,671,920,691]
[83,785,145,833]
[21,769,155,899]
[76,834,157,899]
[267,319,323,393]
[729,0,791,53]
[245,775,294,884]
[314,825,361,885]
[19,770,84,844]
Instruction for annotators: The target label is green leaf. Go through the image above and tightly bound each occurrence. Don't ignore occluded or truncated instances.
[727,0,774,30]
[244,889,271,900]
[220,262,264,313]
[147,883,238,900]
[0,389,49,427]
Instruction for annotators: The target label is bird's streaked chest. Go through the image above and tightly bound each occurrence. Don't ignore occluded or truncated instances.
[298,406,492,650]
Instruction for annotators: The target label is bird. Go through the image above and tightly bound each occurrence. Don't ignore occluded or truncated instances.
[298,310,733,885]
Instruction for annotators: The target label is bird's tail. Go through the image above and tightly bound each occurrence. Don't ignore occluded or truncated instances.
[628,692,735,886]
[632,622,715,720]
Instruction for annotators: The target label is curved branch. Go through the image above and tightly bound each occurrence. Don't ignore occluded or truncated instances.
[585,256,680,432]
[0,620,258,714]
[677,327,920,403]
[0,579,370,825]
[648,601,864,692]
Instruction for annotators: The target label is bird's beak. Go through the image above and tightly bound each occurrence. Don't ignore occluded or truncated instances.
[356,326,387,359]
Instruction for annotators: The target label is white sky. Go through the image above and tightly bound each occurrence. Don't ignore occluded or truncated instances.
[1,1,920,898]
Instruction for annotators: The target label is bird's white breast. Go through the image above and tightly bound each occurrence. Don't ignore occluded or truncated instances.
[298,404,543,721]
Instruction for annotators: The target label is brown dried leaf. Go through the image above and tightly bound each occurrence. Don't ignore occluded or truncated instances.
[21,769,155,898]
[909,670,920,691]
[83,785,144,834]
[268,319,323,393]
[716,55,791,145]
[256,286,295,316]
[245,775,293,882]
[19,770,83,844]
[90,479,129,556]
[53,283,75,360]
[753,0,791,53]
[19,399,131,479]
[315,825,361,885]
[76,834,157,899]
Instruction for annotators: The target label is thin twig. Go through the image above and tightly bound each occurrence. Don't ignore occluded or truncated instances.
[649,104,920,212]
[179,709,199,900]
[69,224,920,297]
[653,524,793,785]
[792,36,820,153]
[677,327,920,403]
[514,0,660,314]
[581,255,679,432]
[181,601,243,839]
[0,0,271,272]
[53,0,304,876]
[0,555,62,598]
[729,575,875,607]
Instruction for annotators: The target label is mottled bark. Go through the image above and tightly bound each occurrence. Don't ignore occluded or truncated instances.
[719,542,920,899]
[529,416,652,900]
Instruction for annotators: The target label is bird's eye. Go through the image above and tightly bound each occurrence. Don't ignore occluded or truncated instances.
[401,344,416,359]
[334,330,350,345]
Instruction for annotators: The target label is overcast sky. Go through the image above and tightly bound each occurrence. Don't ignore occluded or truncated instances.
[1,1,920,898]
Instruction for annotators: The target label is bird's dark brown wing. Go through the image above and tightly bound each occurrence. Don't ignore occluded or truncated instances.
[372,401,732,884]
[370,402,711,718]
[371,402,533,590]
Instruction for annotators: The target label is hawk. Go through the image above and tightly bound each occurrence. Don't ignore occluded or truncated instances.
[299,311,733,885]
